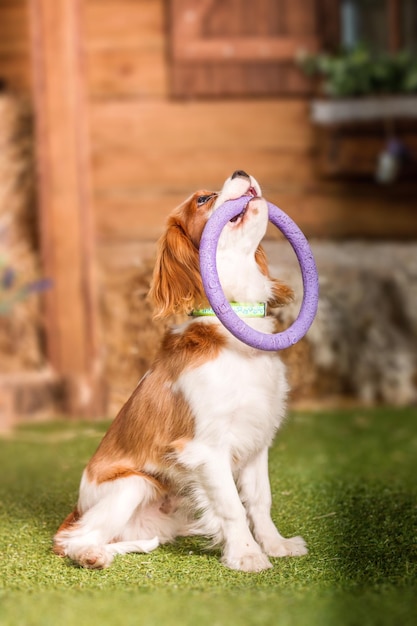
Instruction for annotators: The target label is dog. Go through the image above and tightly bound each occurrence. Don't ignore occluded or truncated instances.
[53,171,308,572]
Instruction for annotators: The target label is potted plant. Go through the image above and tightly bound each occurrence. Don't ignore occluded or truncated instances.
[299,46,417,121]
[298,46,417,181]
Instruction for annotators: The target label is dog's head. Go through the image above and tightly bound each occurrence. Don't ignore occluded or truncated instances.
[149,171,293,318]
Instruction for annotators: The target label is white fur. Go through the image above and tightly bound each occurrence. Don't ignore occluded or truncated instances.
[173,309,303,571]
[54,172,307,572]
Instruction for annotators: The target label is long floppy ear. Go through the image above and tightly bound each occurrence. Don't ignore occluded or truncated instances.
[148,218,206,319]
[255,245,294,307]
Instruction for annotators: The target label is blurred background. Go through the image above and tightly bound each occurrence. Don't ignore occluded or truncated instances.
[0,0,416,429]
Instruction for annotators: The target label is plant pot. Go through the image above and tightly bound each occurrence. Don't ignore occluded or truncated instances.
[311,95,417,125]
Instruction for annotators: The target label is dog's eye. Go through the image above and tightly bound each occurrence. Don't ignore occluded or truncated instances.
[197,195,214,207]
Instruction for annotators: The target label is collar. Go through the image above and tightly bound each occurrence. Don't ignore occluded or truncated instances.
[191,302,266,318]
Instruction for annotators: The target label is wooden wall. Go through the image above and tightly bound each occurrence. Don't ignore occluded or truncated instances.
[1,0,416,247]
[84,0,417,243]
[1,0,416,417]
[0,1,31,91]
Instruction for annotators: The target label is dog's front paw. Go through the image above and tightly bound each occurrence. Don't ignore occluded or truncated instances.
[264,535,308,558]
[222,551,272,573]
[74,545,113,569]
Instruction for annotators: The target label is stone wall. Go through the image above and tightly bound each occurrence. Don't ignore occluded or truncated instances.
[100,240,417,415]
[269,241,417,407]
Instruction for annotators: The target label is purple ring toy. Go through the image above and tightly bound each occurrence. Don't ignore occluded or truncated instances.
[199,196,319,351]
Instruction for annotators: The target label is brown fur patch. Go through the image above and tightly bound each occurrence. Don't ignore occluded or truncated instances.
[255,245,270,277]
[255,245,294,306]
[269,279,294,307]
[53,508,80,555]
[158,322,227,378]
[91,467,167,492]
[148,191,217,319]
[84,322,225,484]
[169,437,192,454]
[85,374,194,480]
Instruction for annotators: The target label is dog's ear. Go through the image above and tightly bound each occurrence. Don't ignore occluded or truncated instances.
[148,217,206,319]
[255,245,294,307]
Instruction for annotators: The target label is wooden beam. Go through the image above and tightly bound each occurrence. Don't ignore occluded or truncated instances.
[29,0,105,416]
[317,0,341,50]
[171,36,320,62]
[170,0,319,61]
[387,0,402,52]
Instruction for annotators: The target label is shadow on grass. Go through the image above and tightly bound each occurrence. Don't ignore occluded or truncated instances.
[158,536,222,563]
[334,481,417,589]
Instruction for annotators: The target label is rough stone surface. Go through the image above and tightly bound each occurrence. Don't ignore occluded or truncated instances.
[99,240,417,413]
[265,240,417,406]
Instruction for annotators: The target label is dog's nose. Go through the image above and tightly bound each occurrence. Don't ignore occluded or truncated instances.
[231,170,250,180]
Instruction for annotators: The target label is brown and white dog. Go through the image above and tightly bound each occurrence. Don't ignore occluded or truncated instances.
[53,171,307,572]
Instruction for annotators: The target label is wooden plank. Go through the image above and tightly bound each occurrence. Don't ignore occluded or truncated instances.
[0,2,31,92]
[388,0,402,52]
[170,0,319,58]
[282,191,417,239]
[89,99,313,191]
[314,121,417,177]
[261,185,417,239]
[94,180,417,242]
[29,0,104,417]
[92,146,315,191]
[84,0,164,49]
[90,99,313,161]
[83,0,166,99]
[285,0,320,36]
[97,241,158,270]
[90,99,417,241]
[168,0,318,96]
[0,4,29,55]
[170,61,312,97]
[86,47,167,98]
[95,191,186,242]
[172,36,319,61]
[0,54,31,92]
[317,0,341,50]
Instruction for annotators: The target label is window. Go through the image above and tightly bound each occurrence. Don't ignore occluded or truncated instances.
[403,0,417,53]
[168,1,417,98]
[340,0,417,53]
[168,0,323,98]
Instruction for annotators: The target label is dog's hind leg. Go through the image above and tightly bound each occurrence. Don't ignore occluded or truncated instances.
[54,472,161,569]
[73,537,159,570]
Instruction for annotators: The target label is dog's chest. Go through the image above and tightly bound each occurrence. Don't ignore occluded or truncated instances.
[176,347,288,459]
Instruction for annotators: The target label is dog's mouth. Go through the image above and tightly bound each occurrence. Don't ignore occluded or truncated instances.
[229,186,258,223]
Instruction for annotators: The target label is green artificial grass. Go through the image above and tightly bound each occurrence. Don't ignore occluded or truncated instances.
[0,407,416,625]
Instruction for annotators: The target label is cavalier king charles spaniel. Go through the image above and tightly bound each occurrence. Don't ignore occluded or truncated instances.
[54,171,307,572]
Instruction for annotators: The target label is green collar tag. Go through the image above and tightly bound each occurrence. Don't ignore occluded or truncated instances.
[191,302,266,318]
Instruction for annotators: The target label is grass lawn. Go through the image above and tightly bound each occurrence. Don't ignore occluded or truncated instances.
[0,407,416,625]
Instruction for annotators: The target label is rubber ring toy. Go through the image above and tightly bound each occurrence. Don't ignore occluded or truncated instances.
[199,195,319,351]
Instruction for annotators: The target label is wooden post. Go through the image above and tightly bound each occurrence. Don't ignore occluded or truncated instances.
[387,0,402,52]
[29,0,105,416]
